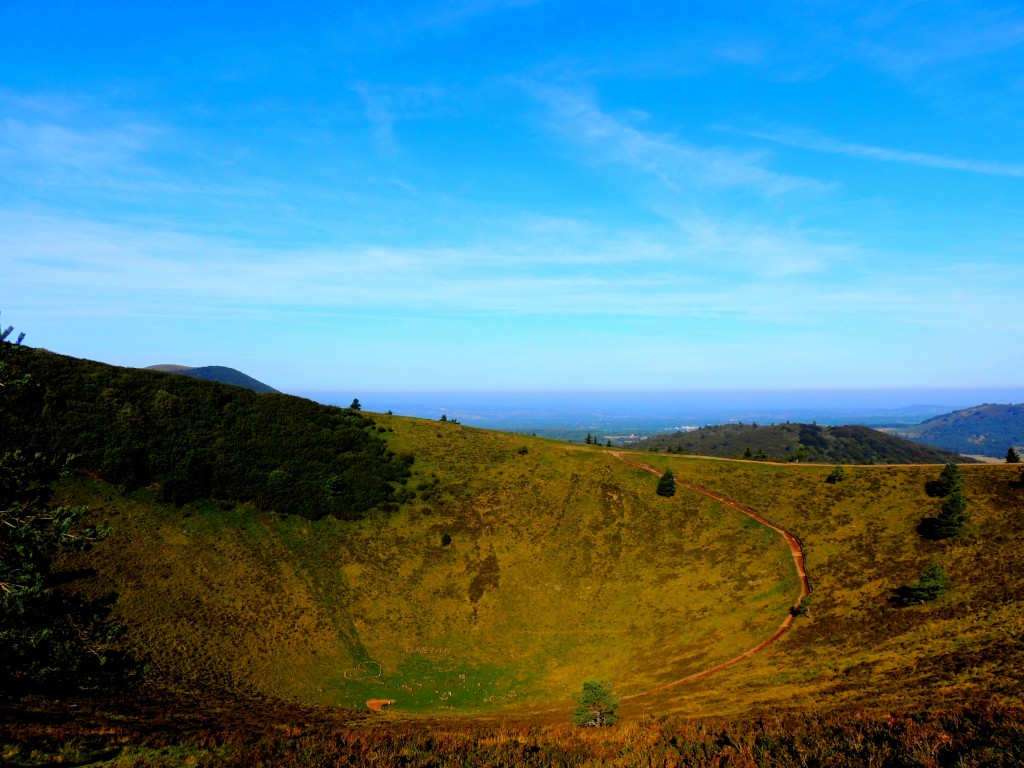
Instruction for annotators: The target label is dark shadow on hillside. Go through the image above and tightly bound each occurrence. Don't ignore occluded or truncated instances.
[47,567,99,587]
[917,517,942,540]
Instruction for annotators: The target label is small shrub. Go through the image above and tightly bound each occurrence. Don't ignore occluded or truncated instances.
[440,532,452,547]
[790,596,814,617]
[826,466,845,484]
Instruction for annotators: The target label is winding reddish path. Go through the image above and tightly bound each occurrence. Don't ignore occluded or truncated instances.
[611,452,811,699]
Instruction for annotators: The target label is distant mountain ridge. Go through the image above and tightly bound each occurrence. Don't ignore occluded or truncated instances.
[631,422,974,464]
[891,402,1024,458]
[147,364,278,394]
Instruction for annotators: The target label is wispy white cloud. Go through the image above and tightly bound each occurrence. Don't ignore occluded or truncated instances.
[674,215,851,277]
[0,117,158,174]
[350,81,449,155]
[0,91,307,218]
[5,208,1019,390]
[728,126,1024,178]
[526,84,827,197]
[3,209,1012,332]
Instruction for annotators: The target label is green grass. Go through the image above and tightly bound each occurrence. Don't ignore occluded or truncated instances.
[52,416,1024,722]
[616,454,1024,717]
[57,417,798,715]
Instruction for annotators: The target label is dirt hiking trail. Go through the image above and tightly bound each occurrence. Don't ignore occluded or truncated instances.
[611,451,811,700]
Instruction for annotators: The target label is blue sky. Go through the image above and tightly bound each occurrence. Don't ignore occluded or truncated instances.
[2,1,1022,394]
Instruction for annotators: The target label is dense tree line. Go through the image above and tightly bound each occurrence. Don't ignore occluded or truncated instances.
[632,423,971,464]
[5,345,412,521]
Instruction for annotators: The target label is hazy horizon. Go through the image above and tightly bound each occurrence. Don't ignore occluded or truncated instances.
[299,386,1024,434]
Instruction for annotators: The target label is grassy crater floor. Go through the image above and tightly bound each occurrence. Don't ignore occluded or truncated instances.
[58,417,798,714]
[56,416,1024,721]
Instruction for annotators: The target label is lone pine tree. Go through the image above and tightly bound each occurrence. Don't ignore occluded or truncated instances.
[573,680,619,727]
[656,468,676,497]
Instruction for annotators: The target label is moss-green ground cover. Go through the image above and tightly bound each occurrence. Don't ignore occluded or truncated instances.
[616,455,1024,717]
[54,416,1024,721]
[58,417,798,714]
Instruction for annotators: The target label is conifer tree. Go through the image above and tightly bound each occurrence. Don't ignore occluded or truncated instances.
[573,680,619,727]
[933,490,970,539]
[894,564,950,606]
[933,463,964,497]
[656,468,676,497]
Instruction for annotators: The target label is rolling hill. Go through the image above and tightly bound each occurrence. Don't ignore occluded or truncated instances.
[146,363,279,394]
[629,422,974,464]
[888,402,1024,459]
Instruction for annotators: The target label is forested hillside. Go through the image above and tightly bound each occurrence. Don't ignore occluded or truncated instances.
[631,422,973,464]
[891,403,1024,458]
[6,346,412,520]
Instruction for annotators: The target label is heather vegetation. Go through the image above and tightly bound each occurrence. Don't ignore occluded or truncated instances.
[629,454,1024,720]
[3,693,1023,767]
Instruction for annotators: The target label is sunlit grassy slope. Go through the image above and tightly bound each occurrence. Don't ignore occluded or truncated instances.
[59,415,796,715]
[58,415,1024,720]
[612,454,1024,718]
